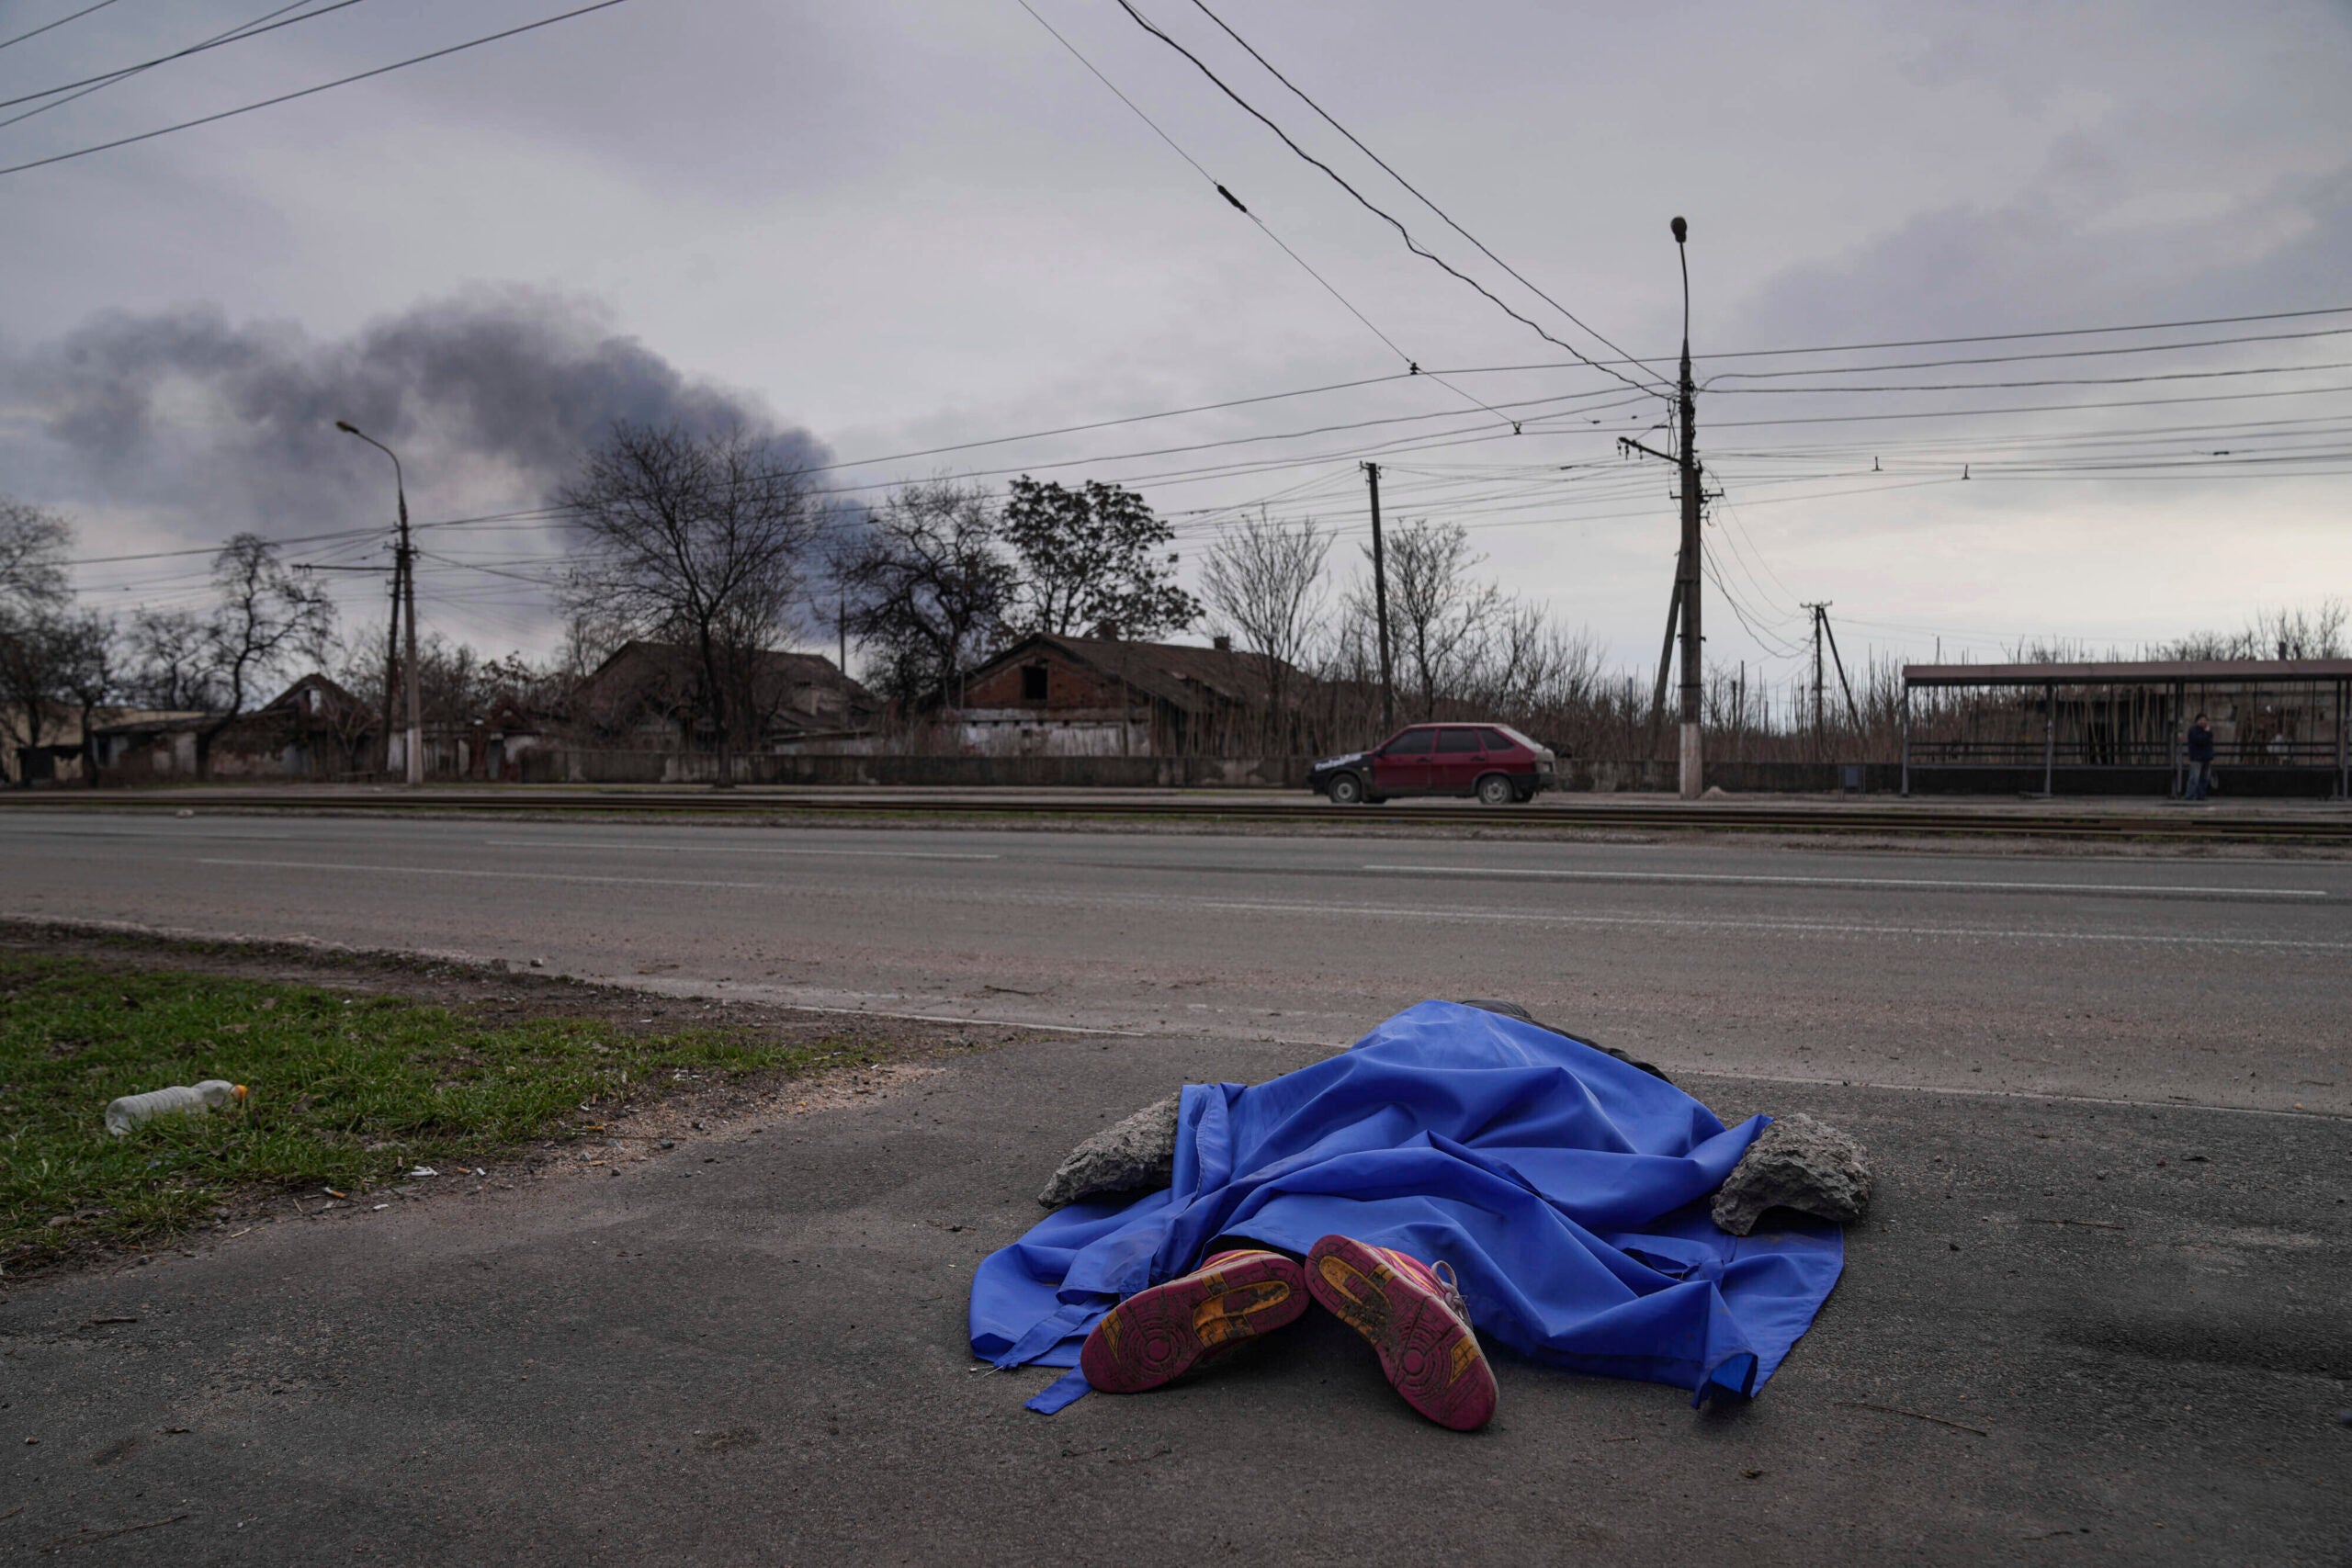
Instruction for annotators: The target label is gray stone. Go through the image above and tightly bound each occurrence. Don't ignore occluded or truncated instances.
[1711,1112,1873,1235]
[1457,998,1673,1084]
[1036,1093,1182,1209]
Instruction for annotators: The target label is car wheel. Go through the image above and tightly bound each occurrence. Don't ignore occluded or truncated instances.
[1476,773,1514,807]
[1328,772,1366,805]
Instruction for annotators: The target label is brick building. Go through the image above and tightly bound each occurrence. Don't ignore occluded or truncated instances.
[939,632,1311,757]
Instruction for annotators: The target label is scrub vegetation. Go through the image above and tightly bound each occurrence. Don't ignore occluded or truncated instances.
[0,953,853,1272]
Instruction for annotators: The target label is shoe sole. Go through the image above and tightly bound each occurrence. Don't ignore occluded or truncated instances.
[1079,1252,1308,1394]
[1305,1236,1498,1432]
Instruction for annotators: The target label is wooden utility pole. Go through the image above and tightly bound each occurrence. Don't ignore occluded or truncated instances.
[1363,461,1396,735]
[1805,602,1827,748]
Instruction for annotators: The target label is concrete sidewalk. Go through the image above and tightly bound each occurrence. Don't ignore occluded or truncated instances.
[4,1032,2345,1565]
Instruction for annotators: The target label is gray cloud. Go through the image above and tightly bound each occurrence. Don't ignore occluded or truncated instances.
[2,287,828,542]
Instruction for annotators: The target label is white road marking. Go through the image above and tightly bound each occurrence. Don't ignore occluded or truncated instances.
[197,858,776,892]
[187,858,2352,951]
[481,839,999,861]
[1677,1067,2346,1122]
[1363,863,2328,899]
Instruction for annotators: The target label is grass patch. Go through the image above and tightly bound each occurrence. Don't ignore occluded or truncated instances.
[0,953,848,1272]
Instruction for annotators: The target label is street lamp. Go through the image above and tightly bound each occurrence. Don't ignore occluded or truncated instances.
[337,421,422,786]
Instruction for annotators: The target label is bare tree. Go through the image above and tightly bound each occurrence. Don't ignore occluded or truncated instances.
[837,480,1015,707]
[58,612,119,786]
[1375,520,1501,722]
[0,500,71,614]
[123,609,224,711]
[559,423,822,783]
[193,535,335,777]
[1200,513,1332,753]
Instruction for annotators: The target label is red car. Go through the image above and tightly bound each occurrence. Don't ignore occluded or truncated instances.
[1309,723,1558,806]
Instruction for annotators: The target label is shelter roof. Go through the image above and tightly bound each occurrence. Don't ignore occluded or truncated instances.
[1904,659,2352,689]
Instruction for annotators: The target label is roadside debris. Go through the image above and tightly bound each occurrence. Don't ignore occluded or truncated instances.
[1837,1399,1987,1437]
[103,1080,246,1136]
[1037,1094,1180,1210]
[1712,1113,1873,1235]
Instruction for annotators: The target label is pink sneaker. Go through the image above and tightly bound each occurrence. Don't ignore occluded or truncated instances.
[1080,1248,1309,1394]
[1305,1235,1497,1431]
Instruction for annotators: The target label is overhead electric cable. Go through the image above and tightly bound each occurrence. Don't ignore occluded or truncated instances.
[0,0,326,133]
[1709,358,2352,395]
[0,0,632,178]
[1702,324,2352,381]
[0,0,370,112]
[1012,0,1518,430]
[1182,0,1670,392]
[0,0,124,54]
[1115,0,1670,402]
[1706,380,2352,431]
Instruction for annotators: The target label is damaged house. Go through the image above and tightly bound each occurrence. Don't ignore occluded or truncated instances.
[568,640,880,752]
[935,632,1314,757]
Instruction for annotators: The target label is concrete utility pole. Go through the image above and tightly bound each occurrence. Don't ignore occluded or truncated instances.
[1620,220,1705,793]
[1671,218,1702,799]
[338,421,422,786]
[1363,461,1396,735]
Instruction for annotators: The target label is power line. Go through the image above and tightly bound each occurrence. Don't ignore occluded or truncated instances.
[0,0,328,134]
[1114,0,1670,402]
[1702,322,2352,381]
[0,0,123,54]
[1393,305,2352,378]
[0,0,633,179]
[0,0,371,112]
[1011,0,1516,430]
[1181,0,1669,392]
[1709,357,2352,395]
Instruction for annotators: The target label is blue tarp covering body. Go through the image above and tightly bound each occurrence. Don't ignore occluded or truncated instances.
[969,1002,1844,1413]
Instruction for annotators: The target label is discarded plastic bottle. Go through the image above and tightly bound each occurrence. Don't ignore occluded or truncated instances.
[104,1080,247,1136]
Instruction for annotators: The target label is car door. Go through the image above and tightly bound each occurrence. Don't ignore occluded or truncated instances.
[1369,727,1435,795]
[1431,726,1485,795]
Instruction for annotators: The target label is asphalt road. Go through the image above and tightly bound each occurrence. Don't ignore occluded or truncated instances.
[3,811,2347,1563]
[1,809,2346,1112]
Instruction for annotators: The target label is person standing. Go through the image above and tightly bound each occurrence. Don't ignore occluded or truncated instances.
[2186,712,2216,800]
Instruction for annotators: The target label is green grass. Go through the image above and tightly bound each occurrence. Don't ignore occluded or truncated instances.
[0,954,845,1272]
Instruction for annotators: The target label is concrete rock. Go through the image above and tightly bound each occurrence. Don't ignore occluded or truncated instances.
[1037,1093,1182,1209]
[1711,1112,1873,1235]
[1457,998,1672,1084]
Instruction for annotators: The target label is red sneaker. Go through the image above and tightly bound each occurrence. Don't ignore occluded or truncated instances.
[1305,1235,1497,1431]
[1079,1248,1309,1394]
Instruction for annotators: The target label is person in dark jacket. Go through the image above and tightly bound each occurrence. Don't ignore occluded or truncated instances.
[2186,713,2217,800]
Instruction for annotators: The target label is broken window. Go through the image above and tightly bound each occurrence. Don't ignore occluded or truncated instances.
[1022,665,1049,702]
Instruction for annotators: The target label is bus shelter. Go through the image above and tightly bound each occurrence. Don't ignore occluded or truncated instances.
[1900,660,2352,799]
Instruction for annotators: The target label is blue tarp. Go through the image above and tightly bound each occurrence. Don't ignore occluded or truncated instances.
[969,1001,1845,1414]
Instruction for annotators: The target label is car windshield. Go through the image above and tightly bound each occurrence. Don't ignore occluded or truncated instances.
[1489,723,1544,752]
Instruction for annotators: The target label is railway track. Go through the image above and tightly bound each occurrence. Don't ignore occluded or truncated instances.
[5,789,2350,843]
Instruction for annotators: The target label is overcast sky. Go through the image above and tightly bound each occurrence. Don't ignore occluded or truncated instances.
[3,0,2348,694]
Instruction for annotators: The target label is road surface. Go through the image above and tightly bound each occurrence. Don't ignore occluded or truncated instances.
[1,808,2344,1113]
[2,810,2346,1563]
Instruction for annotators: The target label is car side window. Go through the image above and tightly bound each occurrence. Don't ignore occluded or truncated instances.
[1384,728,1435,756]
[1435,728,1480,754]
[1481,728,1517,752]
